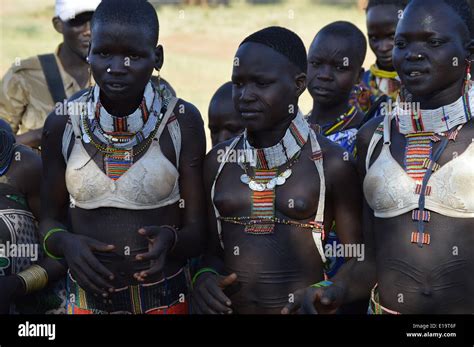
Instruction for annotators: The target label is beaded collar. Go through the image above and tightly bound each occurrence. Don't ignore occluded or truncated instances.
[243,110,309,169]
[92,82,156,134]
[395,86,474,135]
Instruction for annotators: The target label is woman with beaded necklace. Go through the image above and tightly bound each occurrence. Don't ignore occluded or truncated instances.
[192,27,363,314]
[289,0,474,314]
[40,0,206,314]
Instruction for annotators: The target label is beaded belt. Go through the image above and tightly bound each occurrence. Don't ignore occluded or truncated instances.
[67,268,189,314]
[367,284,401,315]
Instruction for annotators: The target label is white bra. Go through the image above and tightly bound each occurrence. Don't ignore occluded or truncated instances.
[363,113,474,218]
[63,93,181,210]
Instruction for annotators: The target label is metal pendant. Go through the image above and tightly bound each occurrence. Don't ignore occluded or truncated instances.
[281,169,292,179]
[82,133,91,143]
[275,176,286,186]
[266,179,276,190]
[240,174,250,184]
[249,181,265,191]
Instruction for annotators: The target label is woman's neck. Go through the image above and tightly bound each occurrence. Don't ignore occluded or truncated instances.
[413,80,464,109]
[99,89,144,117]
[309,100,351,126]
[246,113,296,149]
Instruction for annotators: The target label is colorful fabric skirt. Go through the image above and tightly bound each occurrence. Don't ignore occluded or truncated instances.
[367,284,401,315]
[67,267,189,314]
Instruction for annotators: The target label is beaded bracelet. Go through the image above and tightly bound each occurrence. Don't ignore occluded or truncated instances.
[192,267,219,287]
[43,228,68,260]
[311,280,333,288]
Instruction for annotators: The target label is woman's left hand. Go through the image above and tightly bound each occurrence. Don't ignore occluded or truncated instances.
[133,226,176,282]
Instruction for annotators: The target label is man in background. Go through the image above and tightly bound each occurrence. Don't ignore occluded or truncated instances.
[0,0,100,148]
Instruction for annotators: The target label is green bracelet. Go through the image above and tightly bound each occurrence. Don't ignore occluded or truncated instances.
[311,280,333,288]
[43,228,67,260]
[192,267,219,287]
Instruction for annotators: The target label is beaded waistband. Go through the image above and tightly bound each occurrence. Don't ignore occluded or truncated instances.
[219,216,324,234]
[67,268,189,314]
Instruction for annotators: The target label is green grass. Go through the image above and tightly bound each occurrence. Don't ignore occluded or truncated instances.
[0,0,374,149]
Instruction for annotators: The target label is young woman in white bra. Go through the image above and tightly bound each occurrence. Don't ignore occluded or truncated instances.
[291,0,474,314]
[39,0,206,314]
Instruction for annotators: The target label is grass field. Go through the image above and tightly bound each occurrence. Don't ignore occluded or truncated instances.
[0,0,374,149]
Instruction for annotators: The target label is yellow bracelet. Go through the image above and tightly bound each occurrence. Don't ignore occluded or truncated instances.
[16,265,49,294]
[43,228,67,260]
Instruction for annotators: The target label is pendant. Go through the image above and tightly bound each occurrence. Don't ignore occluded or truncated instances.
[281,169,292,179]
[82,133,91,143]
[249,181,265,191]
[266,179,276,190]
[275,176,286,186]
[240,174,250,184]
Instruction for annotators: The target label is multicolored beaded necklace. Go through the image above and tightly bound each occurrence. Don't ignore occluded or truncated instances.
[236,111,309,234]
[80,84,169,180]
[367,64,400,100]
[396,87,473,247]
[316,106,359,136]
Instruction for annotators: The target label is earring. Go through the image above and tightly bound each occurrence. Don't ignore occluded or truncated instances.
[86,56,90,64]
[106,68,111,73]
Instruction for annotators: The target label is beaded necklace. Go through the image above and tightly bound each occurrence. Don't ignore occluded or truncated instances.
[395,87,474,134]
[80,85,169,180]
[0,130,15,176]
[307,105,359,136]
[368,64,400,100]
[238,111,310,234]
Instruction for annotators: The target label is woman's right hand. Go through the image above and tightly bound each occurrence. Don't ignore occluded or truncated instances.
[191,272,237,314]
[56,232,116,296]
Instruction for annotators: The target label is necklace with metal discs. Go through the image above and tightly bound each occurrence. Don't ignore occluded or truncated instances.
[240,153,299,191]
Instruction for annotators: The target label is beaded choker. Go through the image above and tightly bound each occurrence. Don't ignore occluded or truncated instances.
[395,87,474,134]
[243,111,309,169]
[93,82,156,134]
[368,64,400,100]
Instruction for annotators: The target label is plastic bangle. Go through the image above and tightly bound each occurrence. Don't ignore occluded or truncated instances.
[192,267,219,287]
[43,228,67,260]
[311,280,333,288]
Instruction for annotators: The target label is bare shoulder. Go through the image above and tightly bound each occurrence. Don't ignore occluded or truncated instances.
[204,138,238,185]
[356,115,384,151]
[174,98,204,129]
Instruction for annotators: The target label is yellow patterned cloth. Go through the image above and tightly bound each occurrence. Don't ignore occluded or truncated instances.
[0,44,93,134]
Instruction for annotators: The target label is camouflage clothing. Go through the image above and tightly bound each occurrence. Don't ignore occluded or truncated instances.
[0,45,92,134]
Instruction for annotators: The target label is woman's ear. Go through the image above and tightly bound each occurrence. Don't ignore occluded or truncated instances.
[154,45,164,71]
[295,72,307,97]
[52,17,63,34]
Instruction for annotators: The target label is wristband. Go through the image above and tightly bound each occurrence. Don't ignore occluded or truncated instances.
[192,267,219,287]
[43,228,67,260]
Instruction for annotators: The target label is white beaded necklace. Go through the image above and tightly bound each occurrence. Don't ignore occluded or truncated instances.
[243,110,309,169]
[395,86,474,135]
